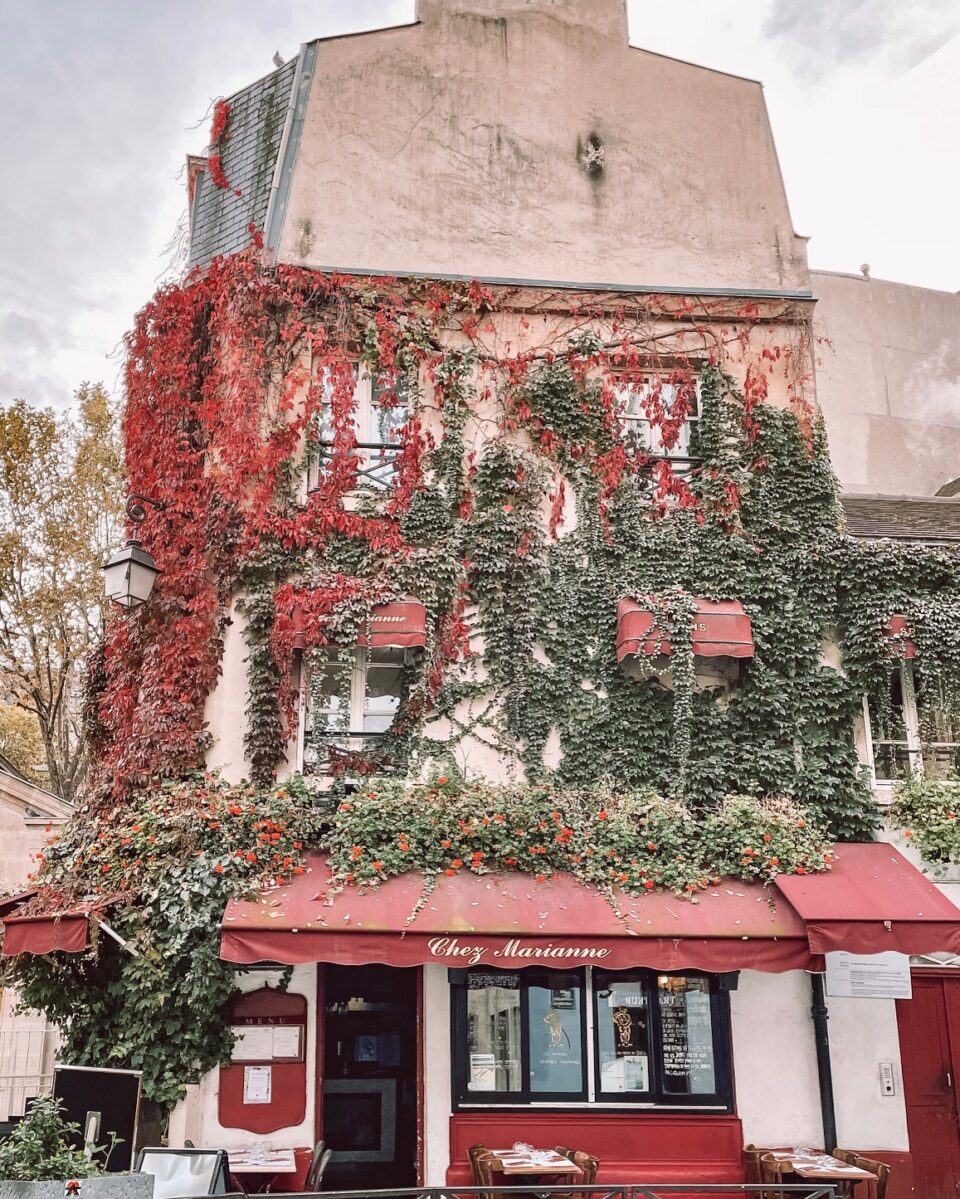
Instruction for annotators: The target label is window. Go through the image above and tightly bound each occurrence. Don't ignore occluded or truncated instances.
[615,372,701,469]
[864,664,960,783]
[302,647,407,773]
[451,967,731,1108]
[307,366,409,491]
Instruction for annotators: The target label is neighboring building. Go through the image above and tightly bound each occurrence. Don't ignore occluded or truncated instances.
[5,3,960,1197]
[813,271,960,497]
[0,762,71,1122]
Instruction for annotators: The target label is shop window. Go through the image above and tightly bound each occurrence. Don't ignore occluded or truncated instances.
[863,664,960,783]
[307,366,409,492]
[615,372,701,471]
[302,647,407,772]
[450,967,731,1108]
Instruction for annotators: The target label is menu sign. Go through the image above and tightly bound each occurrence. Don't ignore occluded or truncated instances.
[660,988,715,1093]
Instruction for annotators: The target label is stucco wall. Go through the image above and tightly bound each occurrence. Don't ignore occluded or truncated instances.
[813,271,960,496]
[276,0,808,293]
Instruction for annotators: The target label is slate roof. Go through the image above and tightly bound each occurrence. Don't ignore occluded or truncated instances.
[188,57,298,269]
[842,495,960,544]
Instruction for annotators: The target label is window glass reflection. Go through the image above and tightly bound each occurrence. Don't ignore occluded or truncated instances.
[657,976,717,1095]
[595,974,650,1093]
[527,976,583,1093]
[465,973,521,1092]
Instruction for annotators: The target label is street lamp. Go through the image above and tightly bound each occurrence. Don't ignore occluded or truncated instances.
[103,495,162,610]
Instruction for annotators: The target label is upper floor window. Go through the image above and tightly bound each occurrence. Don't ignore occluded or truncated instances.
[864,664,960,784]
[614,371,701,469]
[450,966,731,1109]
[302,646,408,774]
[307,366,409,492]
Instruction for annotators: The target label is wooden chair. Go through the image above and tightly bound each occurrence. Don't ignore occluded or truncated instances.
[832,1148,860,1165]
[743,1144,771,1184]
[472,1151,506,1199]
[468,1143,490,1182]
[758,1152,793,1199]
[850,1154,890,1199]
[554,1145,574,1161]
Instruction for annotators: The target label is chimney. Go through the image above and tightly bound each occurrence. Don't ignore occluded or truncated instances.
[416,0,629,43]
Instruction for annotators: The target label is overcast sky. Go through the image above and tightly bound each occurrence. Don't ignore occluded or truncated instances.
[1,0,957,410]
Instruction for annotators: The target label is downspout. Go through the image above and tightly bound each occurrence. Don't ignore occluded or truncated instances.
[811,972,838,1154]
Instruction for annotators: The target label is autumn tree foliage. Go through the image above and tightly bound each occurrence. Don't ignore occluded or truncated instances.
[0,386,123,800]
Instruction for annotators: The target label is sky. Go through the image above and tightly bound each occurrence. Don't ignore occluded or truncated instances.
[1,0,957,410]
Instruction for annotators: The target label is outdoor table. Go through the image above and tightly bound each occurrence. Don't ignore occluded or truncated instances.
[488,1149,583,1176]
[227,1149,298,1193]
[770,1151,878,1193]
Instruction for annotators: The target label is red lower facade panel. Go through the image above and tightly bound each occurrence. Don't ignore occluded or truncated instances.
[447,1112,744,1186]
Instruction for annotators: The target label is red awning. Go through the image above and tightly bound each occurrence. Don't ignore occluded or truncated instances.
[2,913,90,957]
[222,854,816,973]
[292,600,427,651]
[616,597,754,662]
[774,842,960,957]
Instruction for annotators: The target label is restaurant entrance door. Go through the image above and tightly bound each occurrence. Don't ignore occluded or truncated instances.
[897,972,960,1198]
[320,964,418,1191]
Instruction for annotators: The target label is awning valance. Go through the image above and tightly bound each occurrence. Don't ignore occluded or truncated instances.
[292,600,427,651]
[222,843,960,973]
[2,912,90,957]
[774,842,960,956]
[616,597,754,662]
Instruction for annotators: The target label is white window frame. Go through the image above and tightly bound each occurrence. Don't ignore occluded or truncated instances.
[614,371,701,462]
[306,364,408,492]
[299,646,408,772]
[862,663,960,785]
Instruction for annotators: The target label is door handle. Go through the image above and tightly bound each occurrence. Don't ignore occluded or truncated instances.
[948,1070,953,1089]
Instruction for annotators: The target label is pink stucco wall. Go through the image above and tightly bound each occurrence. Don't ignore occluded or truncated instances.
[276,0,808,293]
[813,270,960,496]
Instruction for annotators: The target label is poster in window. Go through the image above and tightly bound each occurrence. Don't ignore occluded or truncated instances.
[660,988,716,1093]
[354,1034,378,1063]
[550,988,576,1010]
[468,1052,498,1091]
[611,1005,646,1057]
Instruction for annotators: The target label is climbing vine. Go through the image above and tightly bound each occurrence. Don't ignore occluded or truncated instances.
[11,245,960,1107]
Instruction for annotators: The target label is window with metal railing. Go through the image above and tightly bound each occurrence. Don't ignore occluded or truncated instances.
[864,665,960,784]
[301,646,408,774]
[614,371,701,478]
[306,367,409,492]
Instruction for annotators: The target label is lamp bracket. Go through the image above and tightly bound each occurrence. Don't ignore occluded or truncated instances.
[125,494,164,524]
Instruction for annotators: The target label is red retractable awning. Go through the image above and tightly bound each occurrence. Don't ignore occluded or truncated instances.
[616,597,754,662]
[774,842,960,957]
[2,912,90,956]
[292,600,427,651]
[221,854,816,973]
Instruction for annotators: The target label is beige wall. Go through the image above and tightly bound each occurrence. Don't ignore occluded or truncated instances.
[813,270,960,496]
[276,0,808,293]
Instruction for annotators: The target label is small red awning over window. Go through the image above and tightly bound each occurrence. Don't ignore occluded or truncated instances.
[883,615,917,659]
[2,913,89,957]
[292,600,427,651]
[616,597,754,662]
[774,842,960,957]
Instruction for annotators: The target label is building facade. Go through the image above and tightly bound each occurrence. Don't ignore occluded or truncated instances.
[4,3,960,1197]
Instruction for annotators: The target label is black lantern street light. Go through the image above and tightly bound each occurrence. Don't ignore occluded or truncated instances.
[103,495,162,610]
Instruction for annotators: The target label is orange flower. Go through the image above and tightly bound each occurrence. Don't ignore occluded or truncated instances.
[437,776,448,785]
[372,861,384,871]
[646,841,657,851]
[213,864,224,874]
[796,865,807,875]
[450,858,463,868]
[796,818,806,829]
[339,802,353,812]
[208,821,220,830]
[246,851,257,863]
[440,839,452,848]
[351,845,364,860]
[904,830,914,838]
[644,879,655,891]
[293,866,304,875]
[444,868,456,876]
[597,810,609,821]
[762,833,772,842]
[769,857,780,866]
[534,873,547,884]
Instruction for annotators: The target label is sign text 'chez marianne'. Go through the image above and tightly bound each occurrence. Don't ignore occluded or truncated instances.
[427,936,612,967]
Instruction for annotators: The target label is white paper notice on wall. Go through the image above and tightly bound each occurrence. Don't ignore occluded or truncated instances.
[231,1026,275,1061]
[824,951,912,999]
[243,1065,273,1104]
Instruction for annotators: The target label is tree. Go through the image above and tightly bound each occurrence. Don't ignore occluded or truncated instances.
[0,386,123,801]
[0,702,47,784]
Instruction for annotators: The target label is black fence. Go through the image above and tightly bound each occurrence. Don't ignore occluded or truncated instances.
[254,1185,838,1199]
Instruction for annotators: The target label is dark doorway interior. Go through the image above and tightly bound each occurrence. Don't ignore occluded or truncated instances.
[322,964,418,1191]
